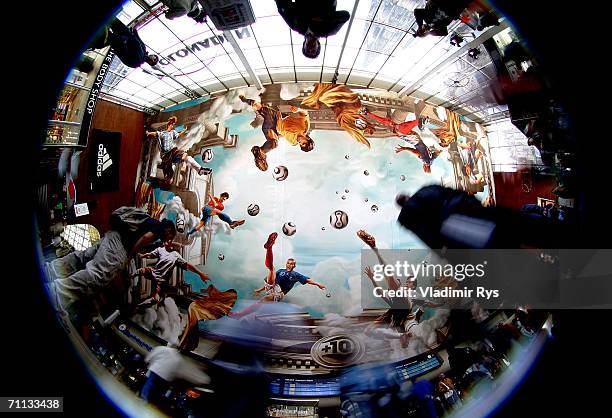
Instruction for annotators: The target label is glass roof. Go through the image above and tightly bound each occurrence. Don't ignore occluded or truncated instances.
[99,0,506,122]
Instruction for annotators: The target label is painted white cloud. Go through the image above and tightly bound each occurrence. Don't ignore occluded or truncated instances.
[161,196,199,231]
[132,297,186,346]
[188,117,457,316]
[177,86,265,152]
[280,82,315,100]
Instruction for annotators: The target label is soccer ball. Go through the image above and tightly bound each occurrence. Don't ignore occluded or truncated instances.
[371,205,379,212]
[273,165,289,181]
[282,222,297,236]
[330,210,349,229]
[247,204,260,216]
[400,175,406,181]
[175,213,185,233]
[202,148,214,163]
[218,253,225,261]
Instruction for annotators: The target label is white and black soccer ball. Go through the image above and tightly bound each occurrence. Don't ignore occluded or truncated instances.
[273,165,289,181]
[218,252,225,261]
[330,210,349,229]
[247,203,260,216]
[175,213,185,233]
[282,222,297,236]
[202,148,214,163]
[354,118,367,130]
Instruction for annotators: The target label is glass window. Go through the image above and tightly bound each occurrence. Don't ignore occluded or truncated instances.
[137,19,180,54]
[104,0,497,113]
[252,0,279,18]
[133,88,161,102]
[323,45,343,69]
[260,45,294,68]
[146,78,182,96]
[350,50,388,74]
[363,24,405,55]
[242,48,268,71]
[292,45,325,68]
[354,0,382,21]
[251,16,291,47]
[116,1,145,25]
[62,224,101,252]
[373,0,417,28]
[162,14,208,40]
[113,78,144,96]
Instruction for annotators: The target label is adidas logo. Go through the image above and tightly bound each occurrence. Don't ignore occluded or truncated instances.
[96,144,113,177]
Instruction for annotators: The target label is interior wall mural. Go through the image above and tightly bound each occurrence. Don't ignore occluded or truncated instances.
[132,82,495,356]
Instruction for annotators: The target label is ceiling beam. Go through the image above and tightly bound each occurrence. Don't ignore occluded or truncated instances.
[332,0,360,83]
[223,30,263,90]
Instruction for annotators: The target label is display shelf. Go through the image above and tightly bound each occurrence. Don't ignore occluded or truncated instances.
[44,47,112,147]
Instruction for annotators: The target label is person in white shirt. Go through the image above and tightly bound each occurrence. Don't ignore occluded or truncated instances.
[140,345,210,405]
[133,239,209,284]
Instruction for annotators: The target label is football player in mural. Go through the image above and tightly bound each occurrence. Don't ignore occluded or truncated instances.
[300,83,376,147]
[359,108,439,173]
[178,284,239,351]
[239,95,315,171]
[394,136,442,174]
[430,108,462,146]
[229,232,326,317]
[457,136,485,177]
[186,192,246,235]
[360,107,429,136]
[146,116,212,183]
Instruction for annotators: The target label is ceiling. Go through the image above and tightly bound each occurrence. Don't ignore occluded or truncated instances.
[90,0,511,123]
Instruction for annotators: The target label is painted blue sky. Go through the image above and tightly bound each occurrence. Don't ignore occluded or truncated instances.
[167,110,457,317]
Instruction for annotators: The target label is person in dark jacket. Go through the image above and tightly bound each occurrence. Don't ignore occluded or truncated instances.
[90,18,159,68]
[275,0,350,58]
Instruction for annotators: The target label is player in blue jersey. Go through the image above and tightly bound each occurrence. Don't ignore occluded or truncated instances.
[230,232,326,317]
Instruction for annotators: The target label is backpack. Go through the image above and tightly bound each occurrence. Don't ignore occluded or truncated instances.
[109,206,151,234]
